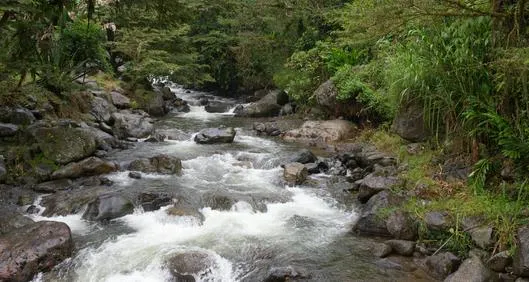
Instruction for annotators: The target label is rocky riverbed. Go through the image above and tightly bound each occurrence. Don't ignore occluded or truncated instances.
[0,81,525,282]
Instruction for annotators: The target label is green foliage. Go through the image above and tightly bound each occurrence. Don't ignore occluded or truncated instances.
[61,19,110,71]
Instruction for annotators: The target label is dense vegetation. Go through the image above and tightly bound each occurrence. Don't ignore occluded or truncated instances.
[2,0,529,253]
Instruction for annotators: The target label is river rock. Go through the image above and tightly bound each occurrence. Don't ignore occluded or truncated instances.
[146,92,166,117]
[40,186,106,216]
[128,171,142,179]
[0,106,35,125]
[354,191,399,237]
[111,111,154,139]
[423,252,461,280]
[110,91,131,109]
[373,243,393,258]
[90,96,117,123]
[0,208,34,235]
[166,196,204,222]
[80,126,117,151]
[264,265,310,282]
[514,226,529,277]
[357,174,398,203]
[469,226,495,249]
[289,149,317,164]
[0,221,73,282]
[444,256,494,282]
[487,251,512,272]
[82,193,134,221]
[194,127,236,144]
[283,162,308,185]
[253,122,281,136]
[128,154,182,175]
[166,251,214,281]
[283,120,355,145]
[0,123,18,137]
[33,179,75,193]
[392,101,429,142]
[34,127,97,165]
[205,102,232,113]
[138,192,172,212]
[425,211,451,231]
[0,158,6,183]
[386,210,417,240]
[234,90,283,117]
[144,132,166,143]
[385,240,415,256]
[51,157,118,179]
[161,86,175,100]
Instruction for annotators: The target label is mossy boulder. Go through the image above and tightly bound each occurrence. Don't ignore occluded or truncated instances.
[34,127,97,165]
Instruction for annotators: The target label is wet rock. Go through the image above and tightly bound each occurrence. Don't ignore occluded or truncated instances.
[423,252,461,280]
[0,158,6,183]
[199,97,209,106]
[386,210,417,240]
[354,191,399,237]
[283,120,355,145]
[373,243,392,258]
[487,251,512,272]
[0,106,35,125]
[357,150,396,169]
[34,127,97,165]
[128,154,182,175]
[253,122,281,136]
[33,179,75,193]
[205,102,232,113]
[110,91,131,109]
[425,211,450,231]
[445,256,494,282]
[514,226,529,277]
[138,192,172,212]
[392,101,429,142]
[283,162,308,185]
[173,98,190,113]
[161,86,175,101]
[111,111,154,139]
[0,221,73,282]
[0,123,18,137]
[357,174,398,203]
[146,92,166,117]
[128,171,141,179]
[470,226,495,250]
[194,127,236,144]
[264,265,310,282]
[90,96,117,123]
[166,196,204,222]
[202,190,235,211]
[80,126,117,151]
[374,258,404,271]
[82,193,134,221]
[304,163,319,174]
[40,187,106,216]
[234,90,283,117]
[286,215,316,229]
[166,251,214,281]
[385,240,415,256]
[145,133,166,143]
[51,157,118,179]
[0,208,34,235]
[289,149,317,164]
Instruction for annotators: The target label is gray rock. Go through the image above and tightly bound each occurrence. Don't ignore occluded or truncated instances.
[110,91,131,109]
[289,149,317,164]
[128,154,182,175]
[385,240,416,256]
[0,106,35,125]
[166,251,214,281]
[357,174,398,203]
[161,87,174,100]
[40,186,106,216]
[283,163,308,185]
[514,226,529,277]
[194,127,236,144]
[354,191,399,237]
[280,103,294,116]
[82,193,134,221]
[0,158,6,183]
[144,133,166,143]
[33,179,75,193]
[0,123,18,137]
[283,120,355,145]
[424,252,461,280]
[34,127,97,165]
[487,251,512,272]
[444,256,495,282]
[386,210,417,240]
[205,102,232,113]
[470,226,495,250]
[128,171,142,179]
[90,96,117,123]
[264,265,310,282]
[0,208,34,235]
[166,196,204,223]
[253,122,281,136]
[392,101,429,142]
[234,90,283,117]
[138,192,172,212]
[80,126,117,151]
[0,221,73,282]
[425,211,450,231]
[373,243,392,258]
[146,92,166,117]
[51,157,118,180]
[111,111,154,139]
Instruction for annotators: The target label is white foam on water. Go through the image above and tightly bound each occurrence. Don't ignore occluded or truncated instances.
[27,196,92,235]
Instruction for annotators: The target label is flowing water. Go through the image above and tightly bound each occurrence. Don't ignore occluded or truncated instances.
[30,86,433,282]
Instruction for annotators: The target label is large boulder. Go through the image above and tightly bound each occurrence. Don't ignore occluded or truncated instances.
[253,122,281,137]
[234,90,284,117]
[444,256,494,282]
[0,106,36,125]
[110,91,131,109]
[283,120,355,146]
[166,197,204,222]
[90,96,117,123]
[0,123,19,137]
[0,221,73,282]
[313,80,364,119]
[34,127,97,165]
[80,126,117,151]
[283,163,308,185]
[51,157,118,179]
[82,193,134,221]
[0,208,34,235]
[392,102,429,142]
[386,210,417,240]
[128,154,182,175]
[146,92,166,117]
[166,251,215,282]
[357,174,398,203]
[514,226,529,277]
[40,186,106,216]
[111,111,154,139]
[194,127,236,144]
[289,149,317,164]
[205,102,232,113]
[161,86,175,101]
[354,191,400,237]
